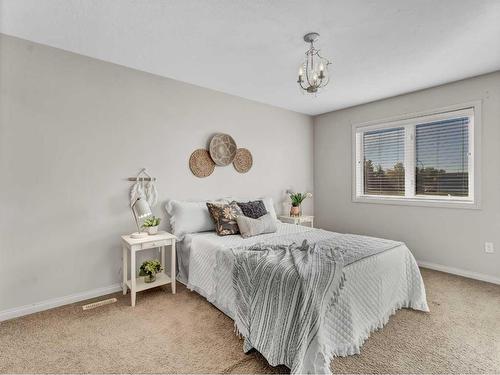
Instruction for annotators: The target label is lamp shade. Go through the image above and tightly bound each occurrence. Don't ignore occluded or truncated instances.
[132,197,152,219]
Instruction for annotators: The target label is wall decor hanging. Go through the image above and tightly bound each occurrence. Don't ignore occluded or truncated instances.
[128,168,158,207]
[209,133,237,166]
[233,148,253,173]
[189,133,253,177]
[189,149,216,178]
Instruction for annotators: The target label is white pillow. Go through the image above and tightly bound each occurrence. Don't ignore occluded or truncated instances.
[237,213,277,238]
[260,197,278,220]
[165,200,225,240]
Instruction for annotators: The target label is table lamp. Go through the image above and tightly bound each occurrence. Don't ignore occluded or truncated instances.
[130,197,152,238]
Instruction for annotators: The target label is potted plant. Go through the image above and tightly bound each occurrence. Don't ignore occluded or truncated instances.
[288,192,312,217]
[139,259,163,283]
[142,216,161,235]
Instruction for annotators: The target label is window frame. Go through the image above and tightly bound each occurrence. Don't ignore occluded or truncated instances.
[351,102,481,209]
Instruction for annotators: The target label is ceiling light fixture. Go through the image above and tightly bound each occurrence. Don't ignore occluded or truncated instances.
[297,32,331,95]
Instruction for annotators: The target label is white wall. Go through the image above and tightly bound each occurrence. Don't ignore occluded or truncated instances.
[0,34,313,312]
[314,71,500,281]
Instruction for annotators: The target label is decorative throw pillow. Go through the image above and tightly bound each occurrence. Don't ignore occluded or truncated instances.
[236,200,267,219]
[236,213,277,238]
[227,197,278,220]
[206,201,243,236]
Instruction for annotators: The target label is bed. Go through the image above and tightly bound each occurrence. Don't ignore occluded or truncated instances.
[175,221,429,373]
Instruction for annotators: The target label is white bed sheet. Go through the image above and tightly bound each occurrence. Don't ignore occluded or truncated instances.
[177,223,429,370]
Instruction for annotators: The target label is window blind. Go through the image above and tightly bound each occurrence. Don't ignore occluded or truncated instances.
[354,107,475,207]
[416,117,469,197]
[363,127,405,196]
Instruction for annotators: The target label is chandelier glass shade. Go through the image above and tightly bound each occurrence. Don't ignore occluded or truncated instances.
[297,32,331,94]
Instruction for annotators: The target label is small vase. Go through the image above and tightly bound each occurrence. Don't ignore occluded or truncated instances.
[147,226,159,235]
[290,205,301,217]
[144,274,156,283]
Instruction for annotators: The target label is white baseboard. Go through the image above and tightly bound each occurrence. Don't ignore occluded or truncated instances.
[0,283,122,322]
[417,260,500,285]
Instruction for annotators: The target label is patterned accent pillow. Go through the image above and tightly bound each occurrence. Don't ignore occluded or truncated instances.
[236,200,268,219]
[206,201,243,236]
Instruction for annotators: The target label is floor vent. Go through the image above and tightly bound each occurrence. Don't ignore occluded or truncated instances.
[82,298,117,310]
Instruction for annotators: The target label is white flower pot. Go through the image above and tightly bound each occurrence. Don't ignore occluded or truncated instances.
[146,226,159,235]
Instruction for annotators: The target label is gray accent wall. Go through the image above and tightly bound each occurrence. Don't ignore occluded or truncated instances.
[314,71,500,281]
[0,34,313,312]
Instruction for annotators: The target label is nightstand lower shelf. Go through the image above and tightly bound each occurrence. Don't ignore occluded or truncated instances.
[125,273,172,293]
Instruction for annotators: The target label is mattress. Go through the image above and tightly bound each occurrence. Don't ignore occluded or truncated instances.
[177,223,429,368]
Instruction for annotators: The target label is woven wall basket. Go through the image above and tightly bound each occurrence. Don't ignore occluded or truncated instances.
[209,133,237,166]
[189,149,215,178]
[233,148,253,173]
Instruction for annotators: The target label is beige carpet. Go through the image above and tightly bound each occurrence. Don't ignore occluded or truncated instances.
[1,268,499,374]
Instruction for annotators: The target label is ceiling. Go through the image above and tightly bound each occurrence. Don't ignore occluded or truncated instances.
[1,0,500,115]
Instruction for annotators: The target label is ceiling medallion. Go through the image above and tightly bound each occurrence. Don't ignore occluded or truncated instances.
[297,32,332,95]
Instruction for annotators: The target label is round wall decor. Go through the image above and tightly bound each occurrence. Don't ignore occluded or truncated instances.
[189,149,215,178]
[233,148,253,173]
[209,133,237,166]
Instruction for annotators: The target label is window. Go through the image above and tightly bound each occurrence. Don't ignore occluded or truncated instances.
[415,117,469,197]
[363,127,405,196]
[353,106,479,208]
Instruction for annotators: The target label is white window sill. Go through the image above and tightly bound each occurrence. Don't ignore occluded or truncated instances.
[353,195,480,210]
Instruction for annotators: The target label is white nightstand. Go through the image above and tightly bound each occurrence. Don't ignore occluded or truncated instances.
[278,215,314,228]
[121,231,177,307]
